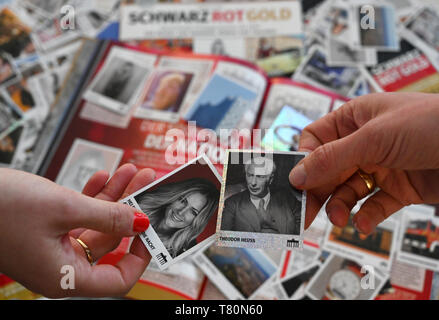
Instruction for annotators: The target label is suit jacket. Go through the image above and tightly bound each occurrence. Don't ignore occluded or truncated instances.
[221,188,301,235]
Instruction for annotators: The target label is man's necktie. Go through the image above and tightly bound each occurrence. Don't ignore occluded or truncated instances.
[258,198,266,219]
[257,198,279,233]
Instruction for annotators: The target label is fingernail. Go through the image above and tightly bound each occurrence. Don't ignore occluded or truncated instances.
[326,204,346,228]
[327,205,343,226]
[327,210,335,225]
[353,215,371,235]
[291,164,307,187]
[133,212,149,233]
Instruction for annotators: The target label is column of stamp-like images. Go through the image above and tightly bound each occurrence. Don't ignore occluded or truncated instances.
[0,0,439,300]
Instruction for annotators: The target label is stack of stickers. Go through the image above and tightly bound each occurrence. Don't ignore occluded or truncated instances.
[0,0,119,171]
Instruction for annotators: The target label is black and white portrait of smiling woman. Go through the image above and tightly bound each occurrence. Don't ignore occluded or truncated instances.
[135,178,220,258]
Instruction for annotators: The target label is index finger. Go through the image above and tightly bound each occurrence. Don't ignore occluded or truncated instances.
[121,168,156,199]
[300,92,427,153]
[299,98,359,152]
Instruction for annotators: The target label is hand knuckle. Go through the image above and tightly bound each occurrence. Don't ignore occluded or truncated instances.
[362,124,388,164]
[109,205,126,234]
[312,144,334,173]
[59,189,83,218]
[367,198,388,221]
[346,96,373,127]
[337,104,357,131]
[339,99,356,116]
[363,125,380,147]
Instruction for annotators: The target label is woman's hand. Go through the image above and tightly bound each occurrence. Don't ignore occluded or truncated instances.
[289,93,439,235]
[0,164,155,298]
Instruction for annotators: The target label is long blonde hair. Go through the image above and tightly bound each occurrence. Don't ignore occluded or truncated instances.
[135,178,219,257]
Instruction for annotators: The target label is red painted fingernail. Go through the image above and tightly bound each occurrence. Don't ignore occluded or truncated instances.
[133,212,149,233]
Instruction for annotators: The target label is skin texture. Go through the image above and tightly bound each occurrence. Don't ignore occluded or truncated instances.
[289,93,439,235]
[162,192,207,230]
[245,158,275,199]
[0,163,155,298]
[152,75,184,111]
[246,168,272,199]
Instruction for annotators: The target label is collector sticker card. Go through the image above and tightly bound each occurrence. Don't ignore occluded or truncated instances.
[396,205,439,271]
[216,150,306,250]
[273,262,321,300]
[134,67,194,123]
[83,46,157,115]
[362,38,439,93]
[0,7,36,61]
[260,104,313,152]
[350,3,400,51]
[0,52,20,87]
[80,101,134,129]
[293,46,362,97]
[322,212,400,272]
[327,38,377,67]
[122,154,222,270]
[258,81,334,137]
[148,56,214,117]
[279,243,322,279]
[402,7,439,71]
[0,123,25,167]
[0,100,22,136]
[55,138,124,193]
[184,61,266,135]
[2,61,45,115]
[306,254,387,300]
[193,240,278,300]
[31,17,80,52]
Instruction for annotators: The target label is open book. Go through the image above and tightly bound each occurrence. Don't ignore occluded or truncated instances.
[39,39,348,183]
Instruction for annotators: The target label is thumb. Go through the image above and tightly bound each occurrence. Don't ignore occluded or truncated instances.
[289,125,381,190]
[65,193,150,236]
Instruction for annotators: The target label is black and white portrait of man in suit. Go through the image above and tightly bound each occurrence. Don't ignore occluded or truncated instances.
[220,152,304,236]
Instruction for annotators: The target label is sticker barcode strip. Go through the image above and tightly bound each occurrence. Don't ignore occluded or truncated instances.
[156,253,168,265]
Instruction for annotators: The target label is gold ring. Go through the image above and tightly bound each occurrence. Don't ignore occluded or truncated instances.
[76,238,93,265]
[357,170,376,194]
